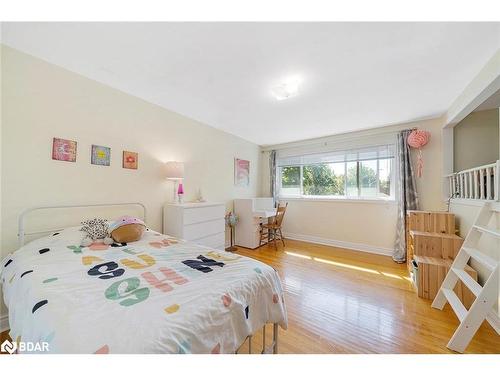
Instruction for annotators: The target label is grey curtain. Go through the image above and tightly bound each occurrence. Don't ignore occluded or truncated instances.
[269,150,278,207]
[394,130,419,263]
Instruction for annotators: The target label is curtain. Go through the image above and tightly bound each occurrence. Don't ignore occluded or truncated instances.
[269,150,278,207]
[393,129,419,263]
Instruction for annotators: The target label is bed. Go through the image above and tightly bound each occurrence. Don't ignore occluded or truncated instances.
[0,203,287,354]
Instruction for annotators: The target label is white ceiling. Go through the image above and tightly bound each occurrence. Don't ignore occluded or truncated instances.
[2,22,500,146]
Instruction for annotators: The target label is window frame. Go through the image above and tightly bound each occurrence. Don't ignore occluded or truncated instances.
[277,145,396,202]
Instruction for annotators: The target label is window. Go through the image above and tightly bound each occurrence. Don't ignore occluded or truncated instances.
[277,144,395,200]
[280,166,301,196]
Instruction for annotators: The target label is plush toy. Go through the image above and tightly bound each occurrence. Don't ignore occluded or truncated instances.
[109,216,146,243]
[80,218,114,247]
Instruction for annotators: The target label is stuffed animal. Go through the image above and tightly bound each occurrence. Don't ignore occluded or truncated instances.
[80,218,113,247]
[109,216,146,243]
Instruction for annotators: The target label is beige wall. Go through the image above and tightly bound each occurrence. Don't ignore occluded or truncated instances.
[453,108,499,172]
[1,45,261,316]
[261,117,445,255]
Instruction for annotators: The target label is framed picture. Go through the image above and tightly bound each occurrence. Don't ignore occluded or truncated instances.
[91,145,111,166]
[234,158,250,187]
[122,151,138,169]
[52,138,77,162]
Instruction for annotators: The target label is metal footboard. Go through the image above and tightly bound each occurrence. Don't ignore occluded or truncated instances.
[235,323,279,354]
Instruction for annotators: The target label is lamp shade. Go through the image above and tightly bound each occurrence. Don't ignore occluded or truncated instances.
[165,161,184,180]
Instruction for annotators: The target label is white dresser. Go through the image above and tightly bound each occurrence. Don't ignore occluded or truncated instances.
[163,202,226,250]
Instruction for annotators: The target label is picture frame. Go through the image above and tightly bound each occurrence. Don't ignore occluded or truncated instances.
[122,151,138,169]
[91,145,111,166]
[234,158,250,187]
[52,138,77,162]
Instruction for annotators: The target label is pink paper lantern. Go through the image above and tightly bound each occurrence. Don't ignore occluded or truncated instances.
[407,129,430,177]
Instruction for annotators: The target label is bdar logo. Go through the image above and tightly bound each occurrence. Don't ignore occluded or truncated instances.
[1,339,17,354]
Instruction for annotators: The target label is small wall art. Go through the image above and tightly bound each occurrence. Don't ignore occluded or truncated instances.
[234,158,250,187]
[122,151,138,169]
[91,145,111,166]
[52,138,77,162]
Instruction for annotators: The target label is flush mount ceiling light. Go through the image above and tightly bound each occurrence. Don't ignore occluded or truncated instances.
[271,77,301,101]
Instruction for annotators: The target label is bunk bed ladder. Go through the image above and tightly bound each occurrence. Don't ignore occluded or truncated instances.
[431,202,500,353]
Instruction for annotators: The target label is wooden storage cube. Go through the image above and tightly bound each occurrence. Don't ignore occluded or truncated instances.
[410,231,464,259]
[415,255,477,309]
[405,210,459,272]
[407,210,456,235]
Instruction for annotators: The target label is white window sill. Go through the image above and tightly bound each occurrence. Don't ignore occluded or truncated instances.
[278,196,397,205]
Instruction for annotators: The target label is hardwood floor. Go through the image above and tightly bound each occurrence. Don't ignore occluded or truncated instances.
[1,239,498,354]
[235,239,500,354]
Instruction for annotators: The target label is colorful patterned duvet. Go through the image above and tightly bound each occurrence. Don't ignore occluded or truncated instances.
[0,227,287,353]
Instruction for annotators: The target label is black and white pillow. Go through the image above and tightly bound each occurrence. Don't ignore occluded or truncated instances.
[80,218,109,240]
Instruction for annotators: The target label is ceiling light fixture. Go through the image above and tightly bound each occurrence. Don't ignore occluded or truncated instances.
[271,76,301,101]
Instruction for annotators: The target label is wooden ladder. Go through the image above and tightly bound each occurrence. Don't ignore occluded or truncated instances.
[431,202,500,353]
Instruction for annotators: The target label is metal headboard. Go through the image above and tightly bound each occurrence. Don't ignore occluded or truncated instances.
[18,202,147,247]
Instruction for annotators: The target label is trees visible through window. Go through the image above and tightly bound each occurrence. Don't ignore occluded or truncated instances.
[278,145,394,200]
[280,166,301,196]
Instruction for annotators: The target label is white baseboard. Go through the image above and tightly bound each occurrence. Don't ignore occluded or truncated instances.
[283,232,394,257]
[0,314,9,333]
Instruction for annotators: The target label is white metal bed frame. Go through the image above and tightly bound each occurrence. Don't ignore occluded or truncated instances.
[236,323,279,354]
[18,202,147,247]
[16,202,279,354]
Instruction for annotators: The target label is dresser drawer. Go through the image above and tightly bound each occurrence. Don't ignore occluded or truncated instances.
[194,232,225,249]
[183,205,225,225]
[183,218,225,241]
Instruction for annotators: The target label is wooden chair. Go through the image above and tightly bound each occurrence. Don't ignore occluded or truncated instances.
[259,203,288,249]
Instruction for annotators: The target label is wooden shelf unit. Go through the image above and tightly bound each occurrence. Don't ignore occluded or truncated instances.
[406,210,456,234]
[406,210,474,307]
[413,255,477,309]
[409,230,464,260]
[406,210,458,272]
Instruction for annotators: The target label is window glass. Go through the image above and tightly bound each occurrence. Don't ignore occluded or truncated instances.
[280,166,301,196]
[346,161,358,197]
[302,163,345,196]
[359,160,377,197]
[330,163,346,196]
[378,158,392,197]
[277,144,395,200]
